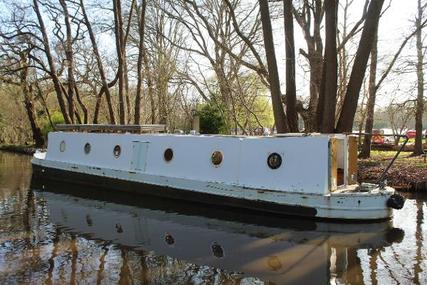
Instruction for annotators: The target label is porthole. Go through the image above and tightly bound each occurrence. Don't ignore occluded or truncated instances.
[84,143,91,154]
[211,242,224,258]
[165,233,175,245]
[267,256,282,271]
[267,153,282,169]
[211,151,223,166]
[113,145,121,158]
[59,140,66,152]
[164,148,173,162]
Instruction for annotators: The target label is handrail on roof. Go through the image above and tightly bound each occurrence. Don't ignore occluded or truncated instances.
[55,124,166,133]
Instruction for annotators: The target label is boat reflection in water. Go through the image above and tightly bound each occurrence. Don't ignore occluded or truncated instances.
[31,178,404,284]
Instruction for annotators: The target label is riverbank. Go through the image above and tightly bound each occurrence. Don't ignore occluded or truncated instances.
[0,144,37,155]
[358,151,427,191]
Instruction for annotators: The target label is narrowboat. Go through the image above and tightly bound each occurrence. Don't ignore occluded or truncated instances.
[31,124,405,221]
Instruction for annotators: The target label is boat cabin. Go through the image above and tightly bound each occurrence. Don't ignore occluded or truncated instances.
[44,125,358,195]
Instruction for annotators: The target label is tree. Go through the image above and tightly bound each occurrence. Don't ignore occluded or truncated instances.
[283,0,298,132]
[33,0,71,124]
[414,0,425,155]
[291,0,370,132]
[388,101,414,146]
[292,0,325,131]
[134,0,147,124]
[113,0,127,124]
[80,0,116,124]
[359,31,378,159]
[198,103,228,134]
[359,3,427,157]
[59,0,88,124]
[162,0,267,132]
[336,0,385,132]
[259,0,289,133]
[317,0,338,133]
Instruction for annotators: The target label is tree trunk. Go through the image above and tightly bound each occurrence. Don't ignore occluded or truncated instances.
[134,0,147,125]
[414,0,425,155]
[20,56,44,147]
[60,0,89,124]
[292,0,323,132]
[33,0,71,124]
[259,0,289,133]
[335,0,384,132]
[359,32,378,159]
[59,0,75,123]
[143,49,155,124]
[283,0,298,132]
[113,0,126,124]
[123,0,136,123]
[318,0,338,133]
[80,0,116,124]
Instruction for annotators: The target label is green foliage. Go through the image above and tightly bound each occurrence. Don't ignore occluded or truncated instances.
[236,96,274,130]
[41,111,65,138]
[198,103,228,134]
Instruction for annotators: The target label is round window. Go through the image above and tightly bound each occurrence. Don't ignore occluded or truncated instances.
[211,151,223,166]
[59,140,66,152]
[267,153,282,169]
[211,242,224,258]
[164,233,175,245]
[84,143,91,154]
[164,148,173,162]
[113,145,121,158]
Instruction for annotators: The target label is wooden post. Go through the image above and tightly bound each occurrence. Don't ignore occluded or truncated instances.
[348,136,358,184]
[192,109,200,133]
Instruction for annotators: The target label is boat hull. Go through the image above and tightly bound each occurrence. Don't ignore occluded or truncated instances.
[31,157,394,221]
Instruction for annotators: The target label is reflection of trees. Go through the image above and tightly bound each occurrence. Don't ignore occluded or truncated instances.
[2,215,254,284]
[96,243,109,285]
[330,199,426,285]
[414,199,424,284]
[369,249,378,285]
[0,151,254,283]
[331,247,364,285]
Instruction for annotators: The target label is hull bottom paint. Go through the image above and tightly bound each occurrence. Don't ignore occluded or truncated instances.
[32,164,318,219]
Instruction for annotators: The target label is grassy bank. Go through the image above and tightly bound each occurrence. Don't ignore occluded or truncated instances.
[358,151,427,191]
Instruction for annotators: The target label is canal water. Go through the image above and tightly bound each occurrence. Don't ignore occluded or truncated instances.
[0,151,426,284]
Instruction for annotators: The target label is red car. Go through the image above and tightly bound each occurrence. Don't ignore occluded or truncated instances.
[372,129,384,144]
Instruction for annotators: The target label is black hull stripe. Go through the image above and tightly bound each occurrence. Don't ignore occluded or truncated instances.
[31,164,318,218]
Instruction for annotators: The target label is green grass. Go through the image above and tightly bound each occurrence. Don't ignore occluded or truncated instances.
[364,150,427,169]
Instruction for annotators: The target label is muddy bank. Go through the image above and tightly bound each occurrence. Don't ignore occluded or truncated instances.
[358,151,427,191]
[0,145,37,155]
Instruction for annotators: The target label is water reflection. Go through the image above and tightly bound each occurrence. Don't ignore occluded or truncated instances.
[31,179,404,284]
[0,151,425,284]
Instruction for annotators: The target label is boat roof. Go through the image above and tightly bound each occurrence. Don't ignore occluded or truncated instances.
[55,124,166,133]
[54,125,351,139]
